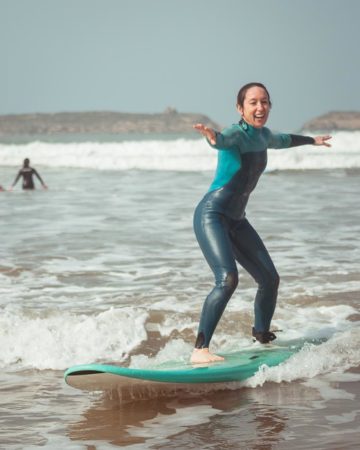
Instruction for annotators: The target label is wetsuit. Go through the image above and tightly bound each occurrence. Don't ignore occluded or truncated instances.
[13,166,45,190]
[194,119,314,348]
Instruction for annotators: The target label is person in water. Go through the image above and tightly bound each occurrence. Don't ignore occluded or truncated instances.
[191,82,331,364]
[11,158,48,190]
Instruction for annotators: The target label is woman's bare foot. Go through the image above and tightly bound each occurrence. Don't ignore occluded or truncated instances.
[190,348,225,364]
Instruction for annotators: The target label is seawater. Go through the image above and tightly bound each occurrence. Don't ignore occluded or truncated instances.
[0,133,359,449]
[1,130,360,171]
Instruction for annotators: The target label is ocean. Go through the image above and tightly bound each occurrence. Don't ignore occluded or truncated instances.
[0,132,359,449]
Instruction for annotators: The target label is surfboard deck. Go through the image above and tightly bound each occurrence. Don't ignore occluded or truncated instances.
[64,345,298,392]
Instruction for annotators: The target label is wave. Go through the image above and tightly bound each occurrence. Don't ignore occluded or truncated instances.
[1,300,357,373]
[0,306,148,370]
[0,131,360,171]
[80,329,360,402]
[245,327,360,388]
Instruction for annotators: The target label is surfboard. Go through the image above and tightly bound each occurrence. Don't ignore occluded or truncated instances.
[64,345,298,392]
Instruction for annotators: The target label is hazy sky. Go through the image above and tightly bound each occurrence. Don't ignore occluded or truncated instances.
[1,0,359,131]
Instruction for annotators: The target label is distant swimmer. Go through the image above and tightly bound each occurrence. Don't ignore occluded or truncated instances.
[10,158,48,190]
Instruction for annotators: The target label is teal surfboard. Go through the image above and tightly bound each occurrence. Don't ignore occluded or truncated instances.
[64,345,298,392]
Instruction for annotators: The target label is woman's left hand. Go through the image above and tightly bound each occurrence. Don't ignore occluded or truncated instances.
[313,135,332,147]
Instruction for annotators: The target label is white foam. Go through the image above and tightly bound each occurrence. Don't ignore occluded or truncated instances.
[0,139,216,171]
[272,303,357,342]
[244,327,360,388]
[200,300,355,351]
[0,306,148,370]
[0,130,359,171]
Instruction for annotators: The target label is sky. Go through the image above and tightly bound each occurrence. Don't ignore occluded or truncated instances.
[1,0,359,131]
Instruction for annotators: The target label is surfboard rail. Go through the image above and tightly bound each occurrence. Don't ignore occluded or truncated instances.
[64,346,296,390]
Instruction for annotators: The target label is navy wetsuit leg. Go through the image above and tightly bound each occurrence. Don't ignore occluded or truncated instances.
[194,194,280,348]
[193,197,239,348]
[229,219,280,333]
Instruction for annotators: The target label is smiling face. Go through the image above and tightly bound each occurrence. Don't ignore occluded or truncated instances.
[237,86,271,128]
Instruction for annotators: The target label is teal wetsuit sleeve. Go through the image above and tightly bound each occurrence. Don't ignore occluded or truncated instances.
[267,130,315,149]
[267,130,292,149]
[207,125,240,151]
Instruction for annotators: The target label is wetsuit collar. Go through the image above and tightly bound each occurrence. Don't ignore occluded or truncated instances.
[239,119,262,135]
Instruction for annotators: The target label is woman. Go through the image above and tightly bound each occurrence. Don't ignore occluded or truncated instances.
[191,82,331,364]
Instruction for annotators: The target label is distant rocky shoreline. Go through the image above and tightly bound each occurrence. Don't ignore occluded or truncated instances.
[1,109,359,136]
[0,108,220,136]
[301,111,360,131]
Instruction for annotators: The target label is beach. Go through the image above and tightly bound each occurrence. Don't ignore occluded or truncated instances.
[0,134,360,449]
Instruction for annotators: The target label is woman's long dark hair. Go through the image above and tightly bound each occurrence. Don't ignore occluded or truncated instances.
[237,82,272,108]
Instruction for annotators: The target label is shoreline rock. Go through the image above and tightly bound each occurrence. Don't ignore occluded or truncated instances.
[301,111,360,131]
[0,108,220,136]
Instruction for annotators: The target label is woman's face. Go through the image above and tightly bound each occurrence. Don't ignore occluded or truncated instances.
[237,86,271,128]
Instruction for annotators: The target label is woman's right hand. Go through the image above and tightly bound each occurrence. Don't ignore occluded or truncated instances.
[193,123,217,145]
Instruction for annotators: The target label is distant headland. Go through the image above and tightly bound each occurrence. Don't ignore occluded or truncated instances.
[0,108,220,136]
[301,111,360,131]
[1,109,359,136]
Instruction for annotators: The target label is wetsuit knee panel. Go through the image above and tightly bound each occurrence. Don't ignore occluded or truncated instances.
[267,271,280,289]
[216,270,239,293]
[257,271,280,292]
